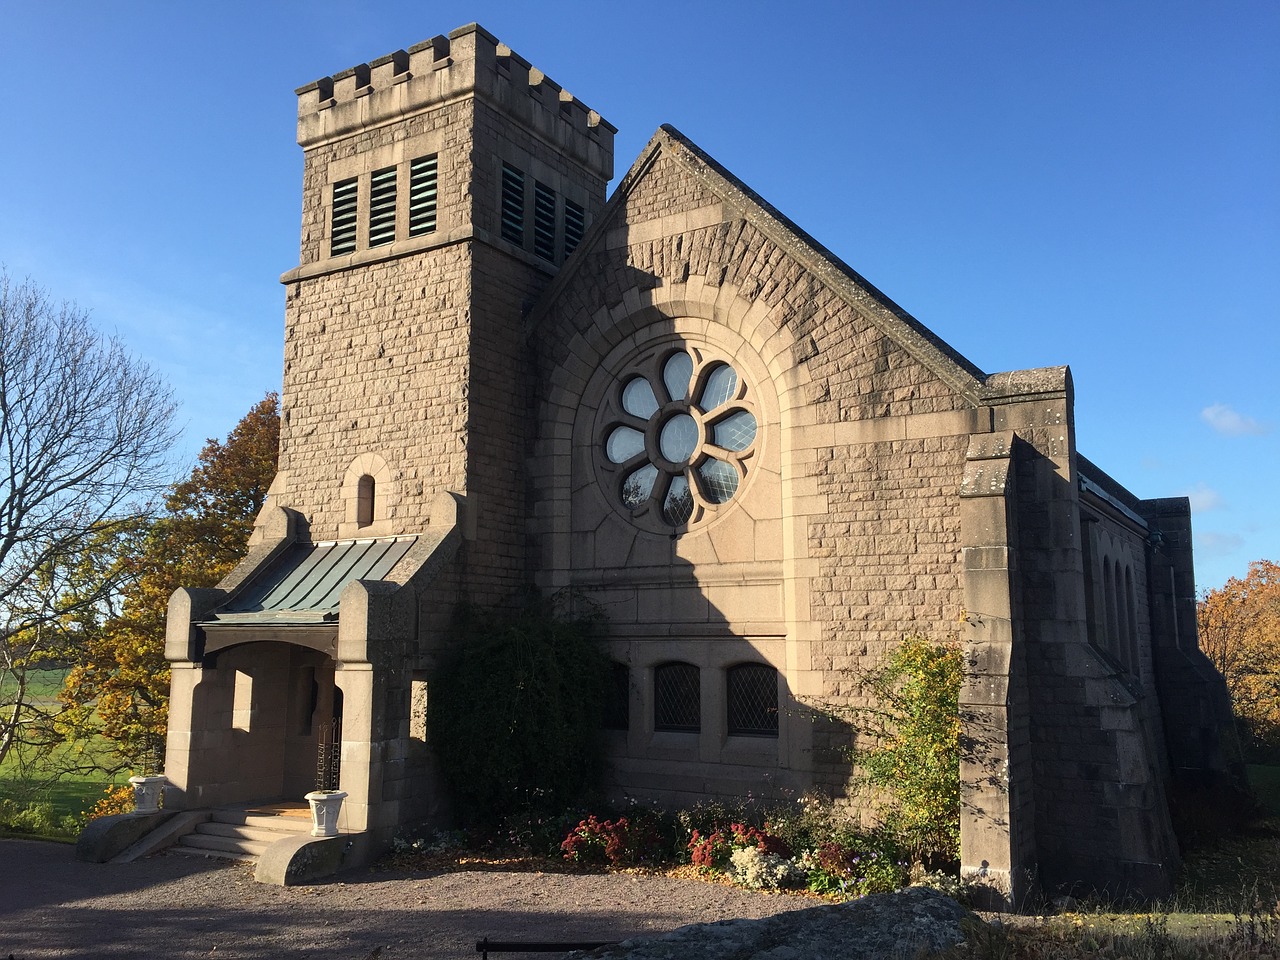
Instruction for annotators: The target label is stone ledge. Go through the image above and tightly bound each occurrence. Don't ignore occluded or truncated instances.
[76,811,179,864]
[255,832,368,886]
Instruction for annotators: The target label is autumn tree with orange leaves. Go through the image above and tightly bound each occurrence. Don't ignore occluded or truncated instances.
[1198,560,1280,758]
[59,394,279,773]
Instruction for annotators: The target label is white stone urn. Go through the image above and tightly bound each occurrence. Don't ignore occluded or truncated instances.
[128,775,167,815]
[304,790,347,837]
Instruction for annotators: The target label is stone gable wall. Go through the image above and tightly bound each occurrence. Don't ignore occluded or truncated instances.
[807,435,969,682]
[530,140,987,808]
[615,150,721,224]
[538,151,968,422]
[802,432,971,798]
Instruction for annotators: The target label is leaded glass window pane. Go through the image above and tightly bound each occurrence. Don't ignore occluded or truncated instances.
[699,458,739,504]
[658,414,698,463]
[664,474,694,525]
[727,663,778,737]
[606,425,645,464]
[662,351,693,402]
[700,364,738,411]
[654,662,700,732]
[621,377,658,418]
[712,410,757,452]
[622,464,658,507]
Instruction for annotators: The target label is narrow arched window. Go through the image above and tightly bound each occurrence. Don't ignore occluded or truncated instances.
[1103,558,1118,652]
[356,474,375,528]
[1125,566,1140,673]
[727,663,779,737]
[653,662,700,732]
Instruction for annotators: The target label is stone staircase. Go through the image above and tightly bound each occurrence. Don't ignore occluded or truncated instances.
[171,803,313,862]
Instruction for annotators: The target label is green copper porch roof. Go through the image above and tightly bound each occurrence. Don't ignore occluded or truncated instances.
[221,536,418,618]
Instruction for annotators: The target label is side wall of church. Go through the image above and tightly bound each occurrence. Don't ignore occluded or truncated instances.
[1140,498,1241,793]
[993,397,1180,897]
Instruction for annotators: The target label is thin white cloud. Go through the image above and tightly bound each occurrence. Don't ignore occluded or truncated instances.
[1196,531,1244,556]
[1201,403,1270,437]
[1183,484,1222,513]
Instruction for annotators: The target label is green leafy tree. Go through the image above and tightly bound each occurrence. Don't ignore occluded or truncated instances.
[59,394,279,772]
[1199,560,1280,758]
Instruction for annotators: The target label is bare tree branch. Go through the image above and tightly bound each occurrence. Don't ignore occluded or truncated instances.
[0,271,177,768]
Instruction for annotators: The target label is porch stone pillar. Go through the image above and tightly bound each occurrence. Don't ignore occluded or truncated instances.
[162,587,224,810]
[333,662,374,833]
[162,663,207,810]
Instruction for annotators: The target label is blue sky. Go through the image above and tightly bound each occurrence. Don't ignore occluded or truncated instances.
[1,1,1275,592]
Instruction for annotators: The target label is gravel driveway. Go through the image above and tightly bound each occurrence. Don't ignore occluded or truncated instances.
[0,839,814,959]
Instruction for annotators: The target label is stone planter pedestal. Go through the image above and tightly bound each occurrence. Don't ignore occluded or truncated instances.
[304,790,347,837]
[128,775,167,815]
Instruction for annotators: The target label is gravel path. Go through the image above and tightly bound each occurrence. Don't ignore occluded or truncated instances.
[0,839,814,959]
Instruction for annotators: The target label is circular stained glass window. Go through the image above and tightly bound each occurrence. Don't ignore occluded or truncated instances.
[600,348,758,530]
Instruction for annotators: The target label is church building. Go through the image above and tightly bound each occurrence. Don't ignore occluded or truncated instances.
[161,24,1237,906]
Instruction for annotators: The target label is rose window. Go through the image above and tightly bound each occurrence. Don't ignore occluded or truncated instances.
[601,348,758,530]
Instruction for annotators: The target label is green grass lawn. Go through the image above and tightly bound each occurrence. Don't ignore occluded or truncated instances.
[0,665,69,703]
[1,667,123,838]
[0,777,116,817]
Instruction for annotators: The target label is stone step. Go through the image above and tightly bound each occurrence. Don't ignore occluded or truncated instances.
[164,806,316,864]
[202,818,312,842]
[168,843,255,863]
[210,809,313,834]
[178,831,273,858]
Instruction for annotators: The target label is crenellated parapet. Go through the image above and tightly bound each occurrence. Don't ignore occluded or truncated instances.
[295,23,614,181]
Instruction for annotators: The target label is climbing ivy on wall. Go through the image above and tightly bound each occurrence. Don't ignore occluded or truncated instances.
[429,592,609,829]
[814,635,963,867]
[858,636,962,865]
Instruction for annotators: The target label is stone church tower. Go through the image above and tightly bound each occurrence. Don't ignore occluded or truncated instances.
[164,24,614,853]
[279,24,613,595]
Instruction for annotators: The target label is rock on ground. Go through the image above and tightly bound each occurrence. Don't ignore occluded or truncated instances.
[569,887,972,960]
